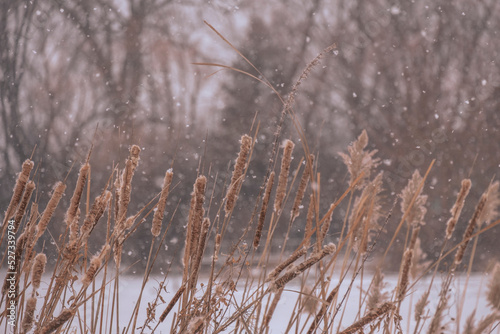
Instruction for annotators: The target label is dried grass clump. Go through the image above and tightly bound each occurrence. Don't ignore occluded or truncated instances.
[339,130,379,189]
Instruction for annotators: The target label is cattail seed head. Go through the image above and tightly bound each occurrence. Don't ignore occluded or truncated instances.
[36,181,66,241]
[291,154,314,222]
[22,297,37,333]
[397,249,413,300]
[4,159,34,224]
[225,134,252,216]
[254,171,275,249]
[274,139,294,214]
[13,180,35,233]
[65,163,89,227]
[152,169,173,237]
[39,308,75,334]
[32,253,47,290]
[82,255,101,287]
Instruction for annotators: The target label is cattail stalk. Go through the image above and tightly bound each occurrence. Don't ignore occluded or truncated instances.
[303,194,315,248]
[338,302,395,334]
[81,191,111,241]
[13,180,35,233]
[274,140,294,214]
[225,134,252,216]
[3,159,34,226]
[22,297,37,333]
[189,218,210,290]
[397,249,413,301]
[159,285,186,322]
[65,163,89,227]
[446,179,472,239]
[35,181,66,241]
[253,172,275,249]
[262,288,284,329]
[454,193,487,265]
[266,246,307,282]
[272,243,336,290]
[291,154,314,221]
[152,169,173,237]
[32,253,47,291]
[117,145,141,223]
[38,308,75,334]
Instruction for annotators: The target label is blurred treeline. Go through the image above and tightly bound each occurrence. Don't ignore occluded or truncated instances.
[1,0,499,269]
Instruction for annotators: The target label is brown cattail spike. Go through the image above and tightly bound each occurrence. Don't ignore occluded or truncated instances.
[274,140,294,214]
[65,163,89,227]
[32,253,47,291]
[4,159,34,225]
[254,171,275,249]
[225,134,252,216]
[13,180,35,233]
[35,181,66,241]
[22,297,37,333]
[152,169,173,237]
[291,154,314,222]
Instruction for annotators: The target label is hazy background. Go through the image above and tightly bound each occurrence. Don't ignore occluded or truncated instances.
[1,0,499,270]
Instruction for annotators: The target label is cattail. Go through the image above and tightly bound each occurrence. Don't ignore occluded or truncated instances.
[225,134,252,216]
[159,285,186,322]
[274,140,294,214]
[65,163,89,227]
[446,179,472,239]
[338,130,379,189]
[68,208,80,243]
[254,172,275,249]
[189,218,210,290]
[272,243,336,290]
[35,181,66,241]
[82,255,101,287]
[291,154,314,222]
[2,234,26,294]
[188,176,206,261]
[118,145,141,223]
[13,180,35,233]
[266,246,307,282]
[32,253,47,291]
[214,233,221,262]
[81,190,111,240]
[397,249,413,300]
[114,172,121,221]
[400,170,428,228]
[4,159,34,225]
[262,288,283,329]
[307,285,339,334]
[454,193,487,265]
[22,297,37,333]
[152,169,173,237]
[338,302,394,334]
[317,203,335,252]
[303,194,315,248]
[487,263,500,310]
[38,308,75,334]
